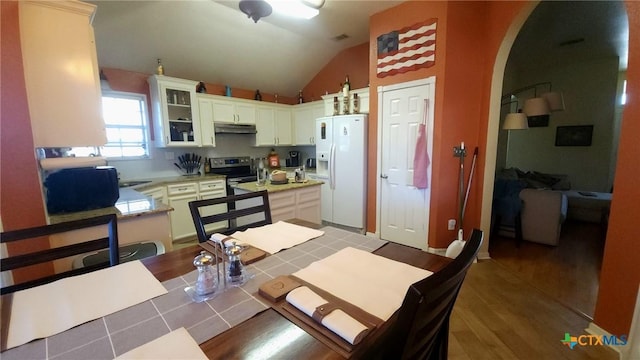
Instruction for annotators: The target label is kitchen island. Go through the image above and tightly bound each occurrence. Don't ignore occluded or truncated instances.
[234,179,323,224]
[48,188,175,273]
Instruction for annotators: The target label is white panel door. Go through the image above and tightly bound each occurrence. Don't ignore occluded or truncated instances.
[380,81,434,250]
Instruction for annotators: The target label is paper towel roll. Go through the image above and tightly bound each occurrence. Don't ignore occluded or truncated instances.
[40,157,107,171]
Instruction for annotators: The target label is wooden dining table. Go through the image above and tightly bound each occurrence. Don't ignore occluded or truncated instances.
[140,222,451,359]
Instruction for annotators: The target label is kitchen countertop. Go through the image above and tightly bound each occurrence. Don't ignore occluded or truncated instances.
[124,173,227,191]
[233,179,323,193]
[48,188,173,224]
[48,174,227,224]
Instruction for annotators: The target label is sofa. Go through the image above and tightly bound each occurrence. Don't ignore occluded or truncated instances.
[493,168,569,246]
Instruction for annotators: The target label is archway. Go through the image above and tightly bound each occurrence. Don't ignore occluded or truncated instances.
[479,2,537,258]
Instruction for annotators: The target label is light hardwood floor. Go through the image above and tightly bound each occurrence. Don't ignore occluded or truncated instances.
[489,220,605,319]
[449,260,617,359]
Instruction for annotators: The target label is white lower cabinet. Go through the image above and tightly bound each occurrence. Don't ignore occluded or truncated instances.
[165,179,227,241]
[268,191,298,222]
[295,186,322,224]
[167,183,199,241]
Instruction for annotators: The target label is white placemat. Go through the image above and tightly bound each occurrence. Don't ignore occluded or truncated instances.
[7,260,168,350]
[292,247,432,321]
[230,221,325,254]
[115,327,207,360]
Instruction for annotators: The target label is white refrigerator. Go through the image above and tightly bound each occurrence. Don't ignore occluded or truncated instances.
[315,114,367,229]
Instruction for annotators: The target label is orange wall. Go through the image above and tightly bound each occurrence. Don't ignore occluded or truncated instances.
[1,1,53,282]
[302,42,370,102]
[370,1,490,249]
[594,0,640,337]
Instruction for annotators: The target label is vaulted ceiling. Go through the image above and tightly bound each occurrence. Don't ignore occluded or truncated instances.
[89,1,629,98]
[89,0,401,97]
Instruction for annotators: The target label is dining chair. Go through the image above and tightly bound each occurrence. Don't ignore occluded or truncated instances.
[0,214,119,295]
[382,229,483,360]
[189,190,272,243]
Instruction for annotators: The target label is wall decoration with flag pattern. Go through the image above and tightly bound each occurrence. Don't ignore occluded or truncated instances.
[376,18,437,78]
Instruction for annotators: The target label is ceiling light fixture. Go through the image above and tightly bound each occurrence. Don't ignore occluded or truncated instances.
[239,0,272,23]
[266,0,324,19]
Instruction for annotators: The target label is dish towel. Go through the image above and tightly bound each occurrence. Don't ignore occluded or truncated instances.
[286,286,369,345]
[413,99,431,189]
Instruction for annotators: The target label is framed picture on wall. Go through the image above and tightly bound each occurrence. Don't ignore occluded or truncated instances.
[555,125,594,146]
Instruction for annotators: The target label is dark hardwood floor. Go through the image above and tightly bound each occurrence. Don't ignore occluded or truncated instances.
[488,219,606,319]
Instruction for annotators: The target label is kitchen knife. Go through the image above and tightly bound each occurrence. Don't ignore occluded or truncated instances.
[174,163,183,171]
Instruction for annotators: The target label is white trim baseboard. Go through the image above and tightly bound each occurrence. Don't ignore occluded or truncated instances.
[586,322,626,356]
[427,247,447,256]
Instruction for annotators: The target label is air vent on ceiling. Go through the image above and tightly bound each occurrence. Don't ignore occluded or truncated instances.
[332,34,349,41]
[558,37,585,47]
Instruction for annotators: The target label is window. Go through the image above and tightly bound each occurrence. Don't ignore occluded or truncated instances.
[621,79,627,106]
[101,91,150,159]
[70,91,150,159]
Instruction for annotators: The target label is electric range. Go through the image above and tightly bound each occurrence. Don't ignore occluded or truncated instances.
[208,156,256,187]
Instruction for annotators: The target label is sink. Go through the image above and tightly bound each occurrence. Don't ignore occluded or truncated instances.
[118,180,152,188]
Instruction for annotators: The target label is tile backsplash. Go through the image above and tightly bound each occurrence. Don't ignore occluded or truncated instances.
[110,135,315,181]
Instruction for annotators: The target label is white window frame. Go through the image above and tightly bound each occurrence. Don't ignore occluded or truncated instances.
[100,90,150,160]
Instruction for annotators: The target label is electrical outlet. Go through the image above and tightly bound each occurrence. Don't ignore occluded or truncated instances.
[447,219,456,230]
[165,151,174,160]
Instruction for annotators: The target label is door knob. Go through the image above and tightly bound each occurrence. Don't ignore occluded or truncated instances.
[380,174,388,179]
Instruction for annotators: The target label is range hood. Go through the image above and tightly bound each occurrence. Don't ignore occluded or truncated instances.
[214,123,257,134]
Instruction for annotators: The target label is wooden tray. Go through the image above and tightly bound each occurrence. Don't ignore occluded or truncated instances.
[259,276,384,358]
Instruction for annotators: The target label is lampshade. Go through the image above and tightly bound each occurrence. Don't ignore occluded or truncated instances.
[542,91,565,112]
[523,97,550,116]
[239,0,272,23]
[502,113,529,130]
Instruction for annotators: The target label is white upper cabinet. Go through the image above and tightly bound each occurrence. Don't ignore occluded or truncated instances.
[148,75,201,147]
[20,0,106,148]
[198,96,216,147]
[293,101,325,145]
[210,97,256,124]
[255,104,292,146]
[275,107,293,145]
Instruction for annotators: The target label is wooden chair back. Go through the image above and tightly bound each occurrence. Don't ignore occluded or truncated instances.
[1,214,119,295]
[189,190,272,243]
[386,229,483,360]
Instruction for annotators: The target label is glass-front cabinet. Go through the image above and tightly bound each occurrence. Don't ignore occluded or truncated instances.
[148,75,201,147]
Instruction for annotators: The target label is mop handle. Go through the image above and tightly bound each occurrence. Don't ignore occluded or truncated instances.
[462,147,479,219]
